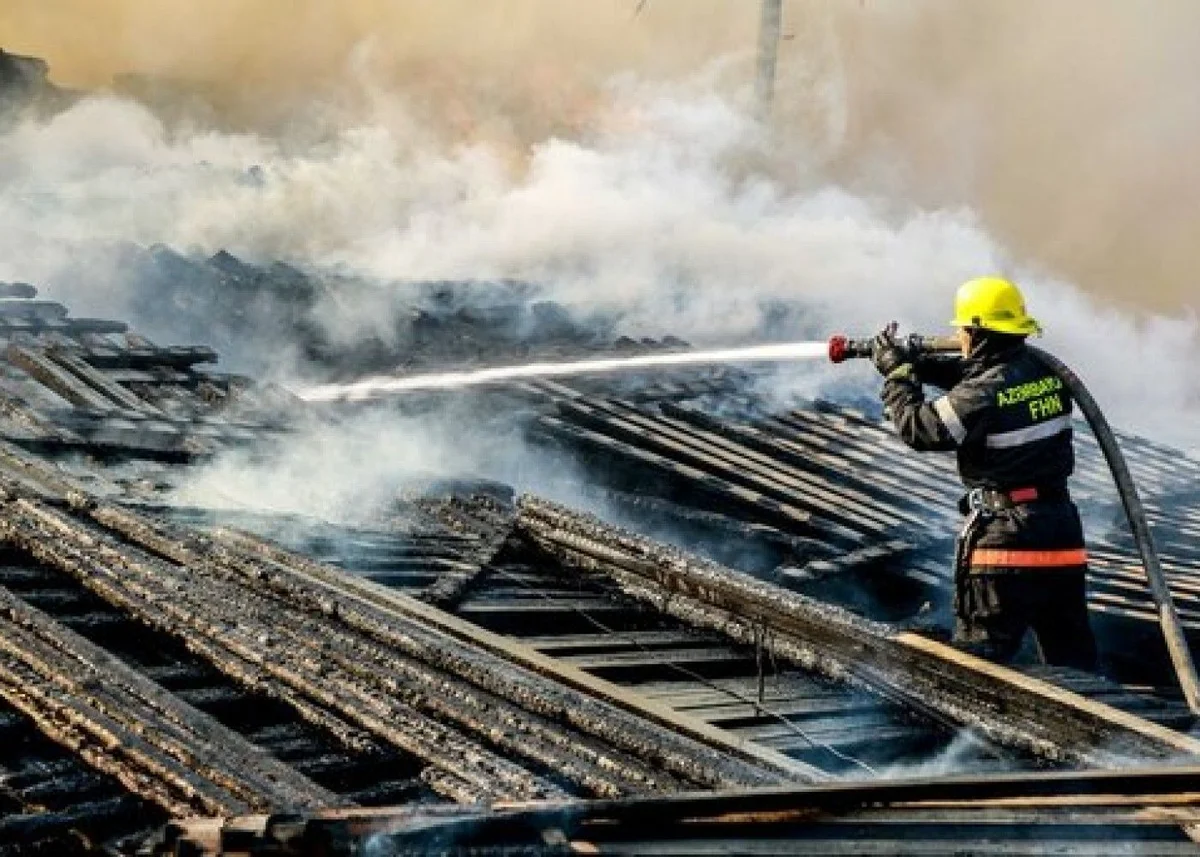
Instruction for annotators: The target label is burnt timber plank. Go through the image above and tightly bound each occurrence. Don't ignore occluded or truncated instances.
[660,401,955,527]
[603,398,922,531]
[553,396,866,545]
[416,500,510,608]
[155,765,1200,856]
[73,344,218,370]
[0,441,103,506]
[6,345,114,411]
[74,512,720,800]
[0,586,341,817]
[46,349,167,416]
[0,457,802,800]
[0,459,548,803]
[597,397,898,537]
[0,500,570,804]
[208,526,820,784]
[772,406,959,496]
[0,391,84,445]
[536,415,816,534]
[517,496,1200,766]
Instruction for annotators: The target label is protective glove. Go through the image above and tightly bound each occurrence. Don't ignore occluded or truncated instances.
[871,322,914,380]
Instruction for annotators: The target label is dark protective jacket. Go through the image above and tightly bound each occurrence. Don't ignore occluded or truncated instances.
[881,335,1086,574]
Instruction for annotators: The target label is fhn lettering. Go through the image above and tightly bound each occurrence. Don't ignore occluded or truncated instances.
[1029,392,1065,420]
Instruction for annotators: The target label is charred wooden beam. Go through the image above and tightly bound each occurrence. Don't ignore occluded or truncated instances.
[0,799,149,854]
[661,400,957,527]
[151,764,1200,857]
[46,348,167,416]
[0,709,163,850]
[0,300,68,321]
[553,396,867,546]
[779,539,917,585]
[0,500,567,804]
[535,414,816,534]
[0,586,340,818]
[90,501,806,789]
[7,344,115,411]
[204,524,817,785]
[0,391,84,446]
[604,397,920,536]
[0,439,91,503]
[0,282,38,299]
[770,405,958,501]
[417,496,513,609]
[0,448,803,801]
[82,509,709,800]
[516,497,1200,766]
[72,344,218,370]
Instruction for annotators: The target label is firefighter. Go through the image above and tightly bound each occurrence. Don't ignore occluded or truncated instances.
[870,276,1098,670]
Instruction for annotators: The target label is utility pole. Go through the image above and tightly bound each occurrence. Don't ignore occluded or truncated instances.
[755,0,783,118]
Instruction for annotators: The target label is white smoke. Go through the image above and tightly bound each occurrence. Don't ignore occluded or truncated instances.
[170,404,597,522]
[872,729,1015,780]
[1,51,1198,519]
[0,78,999,349]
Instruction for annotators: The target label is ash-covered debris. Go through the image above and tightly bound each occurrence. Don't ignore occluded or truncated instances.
[513,495,1200,766]
[414,491,519,607]
[0,278,307,505]
[0,276,1194,855]
[575,485,832,575]
[82,244,685,379]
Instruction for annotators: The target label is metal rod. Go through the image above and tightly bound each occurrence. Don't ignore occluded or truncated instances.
[756,0,783,117]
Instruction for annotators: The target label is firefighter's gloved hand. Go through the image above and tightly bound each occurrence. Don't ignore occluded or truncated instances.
[871,323,913,381]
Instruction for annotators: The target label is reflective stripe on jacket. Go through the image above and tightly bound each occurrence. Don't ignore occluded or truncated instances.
[882,341,1085,574]
[882,344,1074,488]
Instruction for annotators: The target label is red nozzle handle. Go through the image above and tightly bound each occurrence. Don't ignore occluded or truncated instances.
[829,332,960,364]
[828,335,873,363]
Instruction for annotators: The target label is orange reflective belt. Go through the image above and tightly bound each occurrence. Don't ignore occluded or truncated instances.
[970,548,1088,568]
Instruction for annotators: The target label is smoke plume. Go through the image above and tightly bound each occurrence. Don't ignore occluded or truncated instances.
[3,0,1199,520]
[6,1,1200,312]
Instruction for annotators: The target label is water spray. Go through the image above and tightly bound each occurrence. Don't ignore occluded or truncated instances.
[298,341,831,402]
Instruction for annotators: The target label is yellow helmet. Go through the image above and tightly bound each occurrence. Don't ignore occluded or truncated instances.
[950,276,1041,336]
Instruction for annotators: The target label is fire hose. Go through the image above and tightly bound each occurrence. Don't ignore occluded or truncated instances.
[828,333,1200,714]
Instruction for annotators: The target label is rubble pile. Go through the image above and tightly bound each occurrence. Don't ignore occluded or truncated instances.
[0,271,1193,855]
[87,244,683,380]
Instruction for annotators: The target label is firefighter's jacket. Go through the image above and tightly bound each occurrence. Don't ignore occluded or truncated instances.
[881,339,1086,574]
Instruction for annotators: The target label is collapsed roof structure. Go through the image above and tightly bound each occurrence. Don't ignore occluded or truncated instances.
[0,261,1195,856]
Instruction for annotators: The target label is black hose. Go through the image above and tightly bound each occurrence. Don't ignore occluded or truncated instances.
[1029,346,1200,715]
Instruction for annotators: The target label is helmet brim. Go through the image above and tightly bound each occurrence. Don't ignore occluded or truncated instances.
[950,317,1042,335]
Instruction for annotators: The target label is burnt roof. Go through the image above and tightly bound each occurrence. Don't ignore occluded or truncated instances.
[0,272,1194,855]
